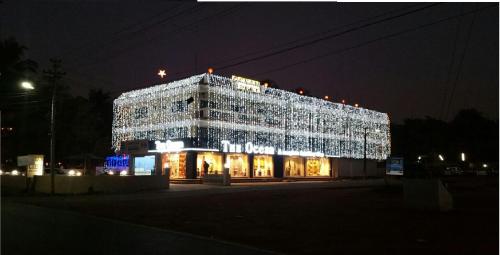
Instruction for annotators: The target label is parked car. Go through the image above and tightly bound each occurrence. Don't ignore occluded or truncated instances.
[443,166,463,176]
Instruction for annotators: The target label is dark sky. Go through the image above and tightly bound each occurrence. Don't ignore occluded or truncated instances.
[1,1,498,123]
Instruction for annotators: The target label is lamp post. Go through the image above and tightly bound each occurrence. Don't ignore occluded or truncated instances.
[0,81,34,171]
[363,127,367,179]
[44,58,65,195]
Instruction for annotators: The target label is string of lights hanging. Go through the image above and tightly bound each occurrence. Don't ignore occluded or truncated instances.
[112,73,391,160]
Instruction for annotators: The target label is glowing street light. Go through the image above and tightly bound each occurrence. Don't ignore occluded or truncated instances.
[461,152,466,162]
[354,103,359,107]
[208,67,214,74]
[341,99,346,104]
[20,81,35,90]
[157,69,166,79]
[482,164,488,168]
[324,95,329,100]
[438,154,444,161]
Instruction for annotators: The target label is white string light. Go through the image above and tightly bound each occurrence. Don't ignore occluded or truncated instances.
[112,73,391,160]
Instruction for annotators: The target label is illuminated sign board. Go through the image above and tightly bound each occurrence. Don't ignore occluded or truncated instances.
[221,140,275,155]
[17,154,44,177]
[231,75,262,93]
[386,157,404,176]
[153,140,184,152]
[221,141,324,157]
[105,155,129,168]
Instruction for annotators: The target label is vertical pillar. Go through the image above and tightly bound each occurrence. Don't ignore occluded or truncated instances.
[155,153,162,176]
[185,151,197,179]
[248,154,254,178]
[274,155,284,178]
[129,155,135,175]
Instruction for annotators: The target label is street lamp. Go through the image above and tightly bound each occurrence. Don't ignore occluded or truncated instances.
[0,81,35,171]
[438,154,445,161]
[461,152,466,162]
[20,81,35,90]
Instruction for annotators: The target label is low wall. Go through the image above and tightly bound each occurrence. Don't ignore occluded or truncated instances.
[34,175,169,194]
[335,159,384,178]
[202,173,230,186]
[403,178,453,211]
[1,176,28,194]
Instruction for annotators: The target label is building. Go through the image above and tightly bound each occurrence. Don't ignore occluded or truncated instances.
[112,73,391,180]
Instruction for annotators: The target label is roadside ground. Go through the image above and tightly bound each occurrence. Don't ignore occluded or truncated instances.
[2,177,498,255]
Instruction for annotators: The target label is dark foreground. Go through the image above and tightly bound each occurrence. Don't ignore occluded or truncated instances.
[2,177,498,255]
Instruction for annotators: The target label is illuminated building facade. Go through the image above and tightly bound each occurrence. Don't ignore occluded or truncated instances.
[112,73,391,179]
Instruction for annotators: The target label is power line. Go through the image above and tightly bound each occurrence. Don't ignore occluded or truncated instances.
[71,4,243,72]
[167,3,425,79]
[215,3,442,71]
[438,4,464,120]
[443,5,480,120]
[61,4,184,60]
[209,3,425,68]
[250,4,495,78]
[66,4,207,69]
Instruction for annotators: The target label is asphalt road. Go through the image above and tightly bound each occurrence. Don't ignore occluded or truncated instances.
[1,202,277,255]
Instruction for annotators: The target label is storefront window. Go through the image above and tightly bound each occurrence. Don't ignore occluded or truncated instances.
[226,154,249,177]
[162,153,186,179]
[284,157,304,177]
[253,155,273,177]
[196,153,223,177]
[134,155,156,175]
[306,157,330,177]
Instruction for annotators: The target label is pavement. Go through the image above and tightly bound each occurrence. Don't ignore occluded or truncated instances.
[1,179,385,255]
[1,202,278,255]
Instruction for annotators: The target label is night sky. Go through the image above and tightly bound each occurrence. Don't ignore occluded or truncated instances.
[1,2,498,123]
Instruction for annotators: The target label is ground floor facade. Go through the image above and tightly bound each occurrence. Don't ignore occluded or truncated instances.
[128,150,384,180]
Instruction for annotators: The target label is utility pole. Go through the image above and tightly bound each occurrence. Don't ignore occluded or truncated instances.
[43,59,65,195]
[363,127,367,179]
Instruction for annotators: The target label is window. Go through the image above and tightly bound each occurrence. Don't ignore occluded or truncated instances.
[226,154,249,177]
[306,158,330,177]
[134,155,155,175]
[284,157,304,177]
[171,101,186,113]
[162,153,186,179]
[134,107,148,119]
[200,100,208,108]
[253,155,273,177]
[196,153,223,177]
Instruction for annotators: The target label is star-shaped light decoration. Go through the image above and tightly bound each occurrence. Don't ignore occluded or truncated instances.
[158,69,166,79]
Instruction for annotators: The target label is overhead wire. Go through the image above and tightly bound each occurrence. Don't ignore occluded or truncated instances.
[214,3,442,71]
[443,5,480,120]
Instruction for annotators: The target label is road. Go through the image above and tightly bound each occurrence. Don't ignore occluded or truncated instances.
[1,202,277,255]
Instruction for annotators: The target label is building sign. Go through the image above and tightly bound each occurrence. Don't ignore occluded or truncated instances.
[386,157,404,176]
[221,140,275,155]
[105,155,129,168]
[153,140,184,152]
[231,75,261,93]
[277,149,324,157]
[17,154,44,177]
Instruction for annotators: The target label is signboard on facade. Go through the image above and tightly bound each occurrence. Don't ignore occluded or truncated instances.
[386,157,404,176]
[231,75,262,93]
[221,140,275,155]
[17,154,44,177]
